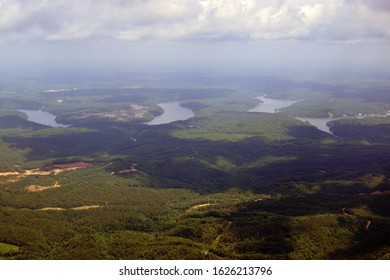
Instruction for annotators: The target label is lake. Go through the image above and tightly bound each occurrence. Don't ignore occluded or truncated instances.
[18,109,70,128]
[145,102,195,125]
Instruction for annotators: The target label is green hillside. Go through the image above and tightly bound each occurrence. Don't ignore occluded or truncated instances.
[0,74,389,260]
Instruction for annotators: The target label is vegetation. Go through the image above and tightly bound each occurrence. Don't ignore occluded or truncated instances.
[279,98,390,118]
[0,71,389,259]
[171,112,307,142]
[329,116,390,143]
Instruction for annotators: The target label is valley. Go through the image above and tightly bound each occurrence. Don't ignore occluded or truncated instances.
[0,70,389,260]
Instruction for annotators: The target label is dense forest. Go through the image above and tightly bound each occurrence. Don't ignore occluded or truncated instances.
[0,71,389,259]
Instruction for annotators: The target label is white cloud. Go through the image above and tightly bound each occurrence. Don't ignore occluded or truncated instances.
[0,0,389,43]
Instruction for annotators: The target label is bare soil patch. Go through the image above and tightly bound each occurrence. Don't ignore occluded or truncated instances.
[111,164,148,177]
[0,172,20,176]
[187,203,214,212]
[39,207,65,211]
[38,205,101,211]
[72,205,101,210]
[79,104,149,121]
[130,104,149,118]
[0,162,93,183]
[26,181,61,192]
[365,219,372,231]
[370,190,390,196]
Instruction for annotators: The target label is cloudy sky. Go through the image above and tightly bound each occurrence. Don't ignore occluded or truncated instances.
[1,0,390,70]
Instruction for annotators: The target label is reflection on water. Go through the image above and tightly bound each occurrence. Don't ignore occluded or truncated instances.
[18,109,70,128]
[145,102,194,125]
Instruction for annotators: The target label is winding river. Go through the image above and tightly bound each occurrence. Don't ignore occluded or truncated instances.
[19,98,388,133]
[146,97,334,133]
[248,96,298,113]
[295,117,334,134]
[145,97,335,132]
[145,102,194,125]
[248,96,390,135]
[248,96,335,134]
[18,102,194,128]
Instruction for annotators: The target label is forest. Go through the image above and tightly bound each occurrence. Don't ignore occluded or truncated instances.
[0,70,389,259]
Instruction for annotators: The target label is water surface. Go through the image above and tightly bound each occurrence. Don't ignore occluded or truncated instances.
[248,96,334,134]
[145,102,194,125]
[295,117,335,134]
[18,109,70,128]
[248,96,298,113]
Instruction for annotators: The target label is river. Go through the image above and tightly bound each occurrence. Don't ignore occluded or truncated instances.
[18,109,70,128]
[295,117,334,134]
[19,98,387,133]
[248,96,390,135]
[248,96,298,113]
[18,102,194,128]
[248,96,335,134]
[147,97,332,132]
[145,102,194,125]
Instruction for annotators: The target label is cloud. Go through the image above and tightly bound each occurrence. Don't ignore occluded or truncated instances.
[350,0,390,12]
[0,0,389,43]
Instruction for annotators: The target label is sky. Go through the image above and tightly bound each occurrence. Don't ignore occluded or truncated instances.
[1,0,390,71]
